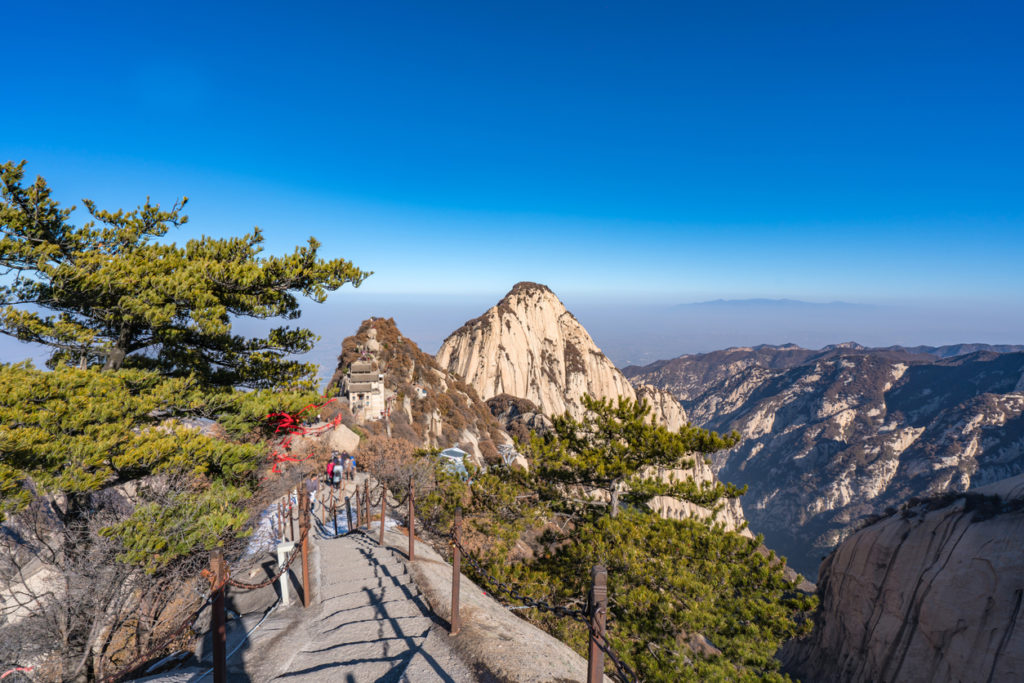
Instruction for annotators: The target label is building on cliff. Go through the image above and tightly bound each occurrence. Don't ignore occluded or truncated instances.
[343,359,387,421]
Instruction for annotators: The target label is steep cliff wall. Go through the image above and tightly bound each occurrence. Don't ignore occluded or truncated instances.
[628,347,1024,577]
[438,283,752,532]
[436,282,686,430]
[780,473,1024,683]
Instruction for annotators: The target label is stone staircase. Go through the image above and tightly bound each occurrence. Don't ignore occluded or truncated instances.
[267,531,475,682]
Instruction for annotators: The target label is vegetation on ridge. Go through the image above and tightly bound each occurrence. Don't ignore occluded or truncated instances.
[419,396,815,681]
[0,161,364,680]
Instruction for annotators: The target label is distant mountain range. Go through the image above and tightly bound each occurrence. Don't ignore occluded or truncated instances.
[624,343,1024,578]
[674,298,865,308]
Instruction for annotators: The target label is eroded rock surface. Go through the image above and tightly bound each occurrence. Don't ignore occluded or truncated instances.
[779,473,1024,683]
[439,283,748,532]
[627,345,1024,576]
[437,282,686,430]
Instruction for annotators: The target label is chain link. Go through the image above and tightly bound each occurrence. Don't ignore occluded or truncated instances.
[418,513,639,682]
[226,524,309,590]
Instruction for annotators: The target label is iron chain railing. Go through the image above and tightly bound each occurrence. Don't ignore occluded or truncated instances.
[226,524,309,590]
[411,499,639,683]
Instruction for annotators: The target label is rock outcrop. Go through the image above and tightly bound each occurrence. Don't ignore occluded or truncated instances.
[485,394,553,444]
[626,345,1024,577]
[780,473,1024,682]
[327,318,511,465]
[438,283,750,532]
[437,282,686,430]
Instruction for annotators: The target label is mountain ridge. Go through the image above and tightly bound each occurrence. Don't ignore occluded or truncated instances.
[625,342,1024,577]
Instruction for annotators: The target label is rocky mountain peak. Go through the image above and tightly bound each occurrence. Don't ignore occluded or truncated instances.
[504,280,554,298]
[436,283,686,430]
[327,317,511,465]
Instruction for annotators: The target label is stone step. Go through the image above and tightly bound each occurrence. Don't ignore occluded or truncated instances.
[319,573,418,592]
[312,613,435,643]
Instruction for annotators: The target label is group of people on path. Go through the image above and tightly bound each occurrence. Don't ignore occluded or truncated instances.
[305,451,356,514]
[326,450,356,488]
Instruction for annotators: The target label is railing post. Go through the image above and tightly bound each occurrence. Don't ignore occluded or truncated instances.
[345,495,353,533]
[299,491,311,608]
[587,564,608,683]
[276,542,295,606]
[408,476,415,561]
[331,489,338,535]
[363,480,370,529]
[379,485,387,546]
[450,506,462,636]
[209,549,228,683]
[277,501,284,540]
[289,490,296,542]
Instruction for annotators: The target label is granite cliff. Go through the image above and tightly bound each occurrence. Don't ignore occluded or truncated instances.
[780,473,1024,682]
[626,345,1024,577]
[327,318,511,464]
[436,282,686,430]
[437,283,749,532]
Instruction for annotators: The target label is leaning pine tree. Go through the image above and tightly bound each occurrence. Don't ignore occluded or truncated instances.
[0,159,368,389]
[0,160,367,680]
[449,396,815,682]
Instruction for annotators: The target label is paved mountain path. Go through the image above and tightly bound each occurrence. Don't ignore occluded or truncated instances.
[264,529,477,683]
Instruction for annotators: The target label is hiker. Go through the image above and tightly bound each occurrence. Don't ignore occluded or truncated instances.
[306,473,319,513]
[340,451,350,480]
[326,456,336,483]
[331,453,343,489]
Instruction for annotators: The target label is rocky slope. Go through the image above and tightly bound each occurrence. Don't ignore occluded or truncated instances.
[626,346,1024,577]
[438,283,752,533]
[780,473,1024,682]
[327,318,511,465]
[436,282,686,430]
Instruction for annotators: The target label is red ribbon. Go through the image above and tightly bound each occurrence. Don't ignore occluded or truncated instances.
[264,397,344,474]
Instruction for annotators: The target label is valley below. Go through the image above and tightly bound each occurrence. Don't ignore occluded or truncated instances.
[624,343,1024,578]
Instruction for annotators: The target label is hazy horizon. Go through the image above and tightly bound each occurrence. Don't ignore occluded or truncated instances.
[6,290,1020,388]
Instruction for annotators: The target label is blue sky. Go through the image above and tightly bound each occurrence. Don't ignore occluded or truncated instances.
[3,1,1023,365]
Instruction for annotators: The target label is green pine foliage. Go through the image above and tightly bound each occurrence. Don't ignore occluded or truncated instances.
[531,395,745,517]
[0,363,266,568]
[0,160,369,390]
[421,395,814,681]
[518,512,815,682]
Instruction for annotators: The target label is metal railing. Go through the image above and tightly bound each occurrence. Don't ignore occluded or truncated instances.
[373,478,639,683]
[98,486,316,683]
[96,474,639,682]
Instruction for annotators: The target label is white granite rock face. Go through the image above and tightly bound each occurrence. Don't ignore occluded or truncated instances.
[781,473,1024,683]
[438,283,749,530]
[436,282,685,430]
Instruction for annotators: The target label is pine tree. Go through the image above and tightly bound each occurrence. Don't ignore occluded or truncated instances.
[0,160,363,678]
[529,394,744,518]
[422,395,813,681]
[0,160,368,390]
[0,363,317,678]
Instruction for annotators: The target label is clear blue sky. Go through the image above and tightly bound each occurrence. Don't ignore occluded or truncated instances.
[3,1,1022,312]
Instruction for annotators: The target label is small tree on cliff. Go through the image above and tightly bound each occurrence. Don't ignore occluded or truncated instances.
[0,160,369,390]
[0,364,313,679]
[528,395,744,518]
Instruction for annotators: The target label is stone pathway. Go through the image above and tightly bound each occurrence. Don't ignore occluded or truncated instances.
[266,531,477,682]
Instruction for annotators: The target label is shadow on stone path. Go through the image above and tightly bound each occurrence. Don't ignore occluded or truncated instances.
[267,532,476,682]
